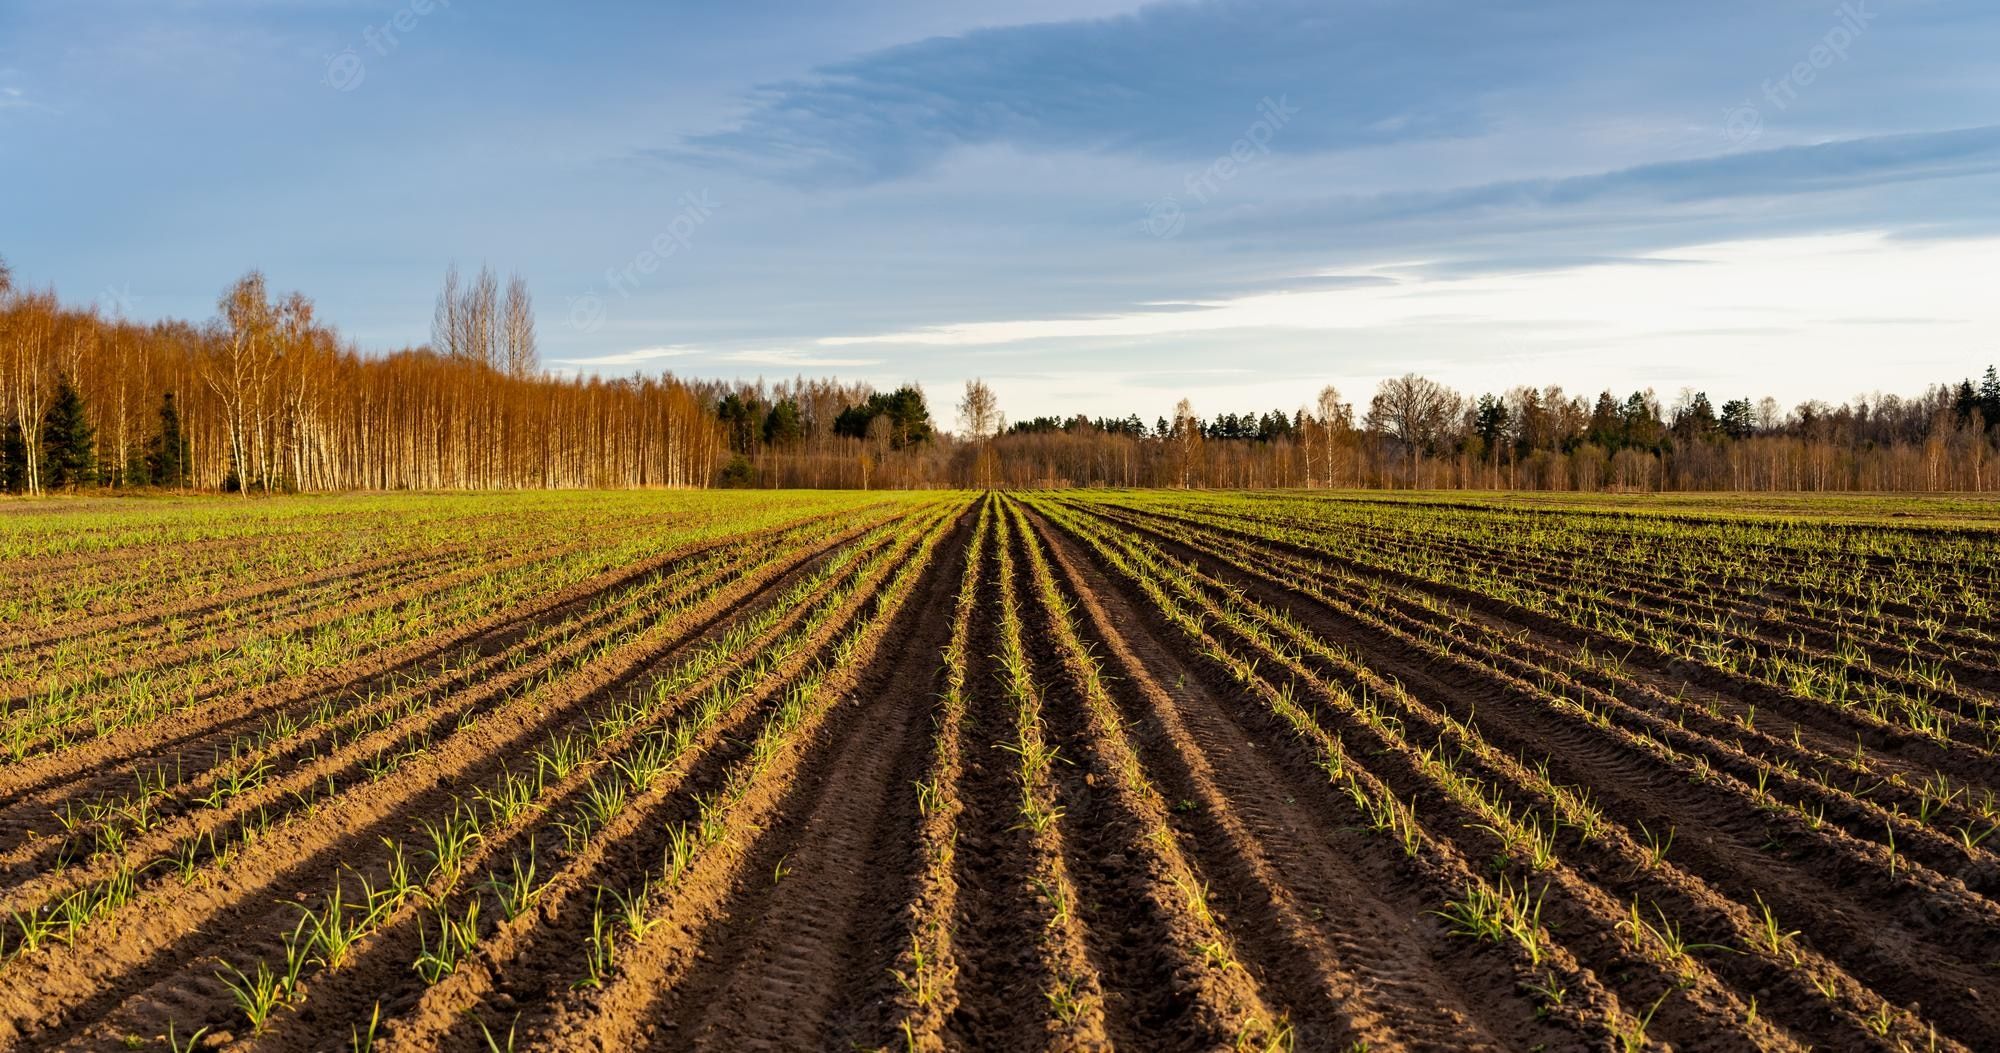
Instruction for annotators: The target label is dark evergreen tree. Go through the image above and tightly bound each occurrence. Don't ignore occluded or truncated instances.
[832,386,933,448]
[717,454,756,488]
[0,421,28,494]
[716,393,764,454]
[40,376,96,491]
[1980,366,2000,428]
[1675,392,1719,439]
[1473,394,1510,458]
[761,398,805,447]
[1620,391,1662,451]
[1954,379,1980,425]
[1719,398,1757,440]
[144,391,191,488]
[1586,391,1623,450]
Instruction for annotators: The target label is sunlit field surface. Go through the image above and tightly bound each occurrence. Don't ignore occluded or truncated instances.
[1,489,1995,1052]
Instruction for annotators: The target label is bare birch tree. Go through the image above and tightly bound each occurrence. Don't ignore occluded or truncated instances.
[207,272,275,494]
[502,274,538,378]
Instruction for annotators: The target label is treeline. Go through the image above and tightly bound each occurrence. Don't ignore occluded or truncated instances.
[0,261,723,494]
[5,254,1999,494]
[706,371,2000,493]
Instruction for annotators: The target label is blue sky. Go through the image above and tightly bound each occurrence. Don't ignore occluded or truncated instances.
[3,0,1997,421]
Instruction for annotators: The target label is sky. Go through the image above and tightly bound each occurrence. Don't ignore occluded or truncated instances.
[2,0,1998,423]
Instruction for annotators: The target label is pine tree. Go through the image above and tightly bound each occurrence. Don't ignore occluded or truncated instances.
[40,376,96,491]
[1719,398,1756,439]
[0,421,28,494]
[1586,391,1623,451]
[145,391,190,488]
[1473,394,1510,461]
[1954,380,1980,425]
[762,399,805,447]
[1979,366,2000,428]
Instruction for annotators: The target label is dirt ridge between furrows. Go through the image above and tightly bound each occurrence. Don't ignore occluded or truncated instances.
[0,511,905,1048]
[0,520,879,931]
[11,491,1995,1052]
[516,501,971,1052]
[1062,498,1994,1051]
[0,509,865,806]
[235,519,928,1053]
[1096,500,2000,790]
[1023,501,1563,1052]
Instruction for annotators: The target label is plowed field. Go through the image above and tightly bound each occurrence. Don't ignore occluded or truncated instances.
[2,489,1996,1052]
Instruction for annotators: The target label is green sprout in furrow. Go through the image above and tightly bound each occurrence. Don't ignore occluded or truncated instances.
[1,497,887,759]
[324,502,960,1047]
[883,495,991,1048]
[987,502,1110,1042]
[1025,495,1632,1047]
[1006,499,1289,1050]
[1048,497,1962,1051]
[178,507,947,1042]
[0,523,860,954]
[517,501,964,1051]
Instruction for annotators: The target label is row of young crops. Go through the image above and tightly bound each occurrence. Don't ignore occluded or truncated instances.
[0,489,1993,1050]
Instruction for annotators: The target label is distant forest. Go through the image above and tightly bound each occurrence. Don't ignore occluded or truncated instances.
[3,257,1998,494]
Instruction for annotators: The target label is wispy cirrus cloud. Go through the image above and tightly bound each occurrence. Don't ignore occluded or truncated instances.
[1219,125,2000,243]
[656,0,1536,183]
[1130,124,2000,288]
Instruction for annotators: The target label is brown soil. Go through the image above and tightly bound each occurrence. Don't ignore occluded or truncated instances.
[6,491,1994,1053]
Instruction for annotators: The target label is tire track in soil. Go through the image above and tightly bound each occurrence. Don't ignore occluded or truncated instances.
[250,521,929,1053]
[512,506,969,1053]
[1025,503,1569,1053]
[1011,516,1237,1052]
[1109,504,2000,1050]
[936,517,1076,1052]
[638,512,968,1051]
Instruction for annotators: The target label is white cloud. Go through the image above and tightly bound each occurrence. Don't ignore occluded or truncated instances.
[822,231,1990,346]
[719,349,884,368]
[554,345,697,367]
[813,231,2000,411]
